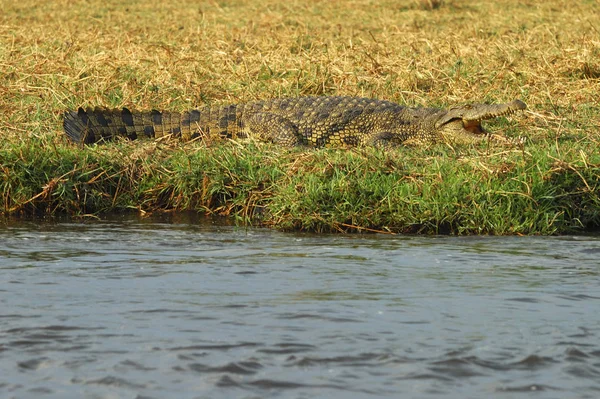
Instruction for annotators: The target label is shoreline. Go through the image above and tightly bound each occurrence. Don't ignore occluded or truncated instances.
[2,136,598,235]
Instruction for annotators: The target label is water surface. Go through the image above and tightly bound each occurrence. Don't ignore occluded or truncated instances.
[1,215,599,398]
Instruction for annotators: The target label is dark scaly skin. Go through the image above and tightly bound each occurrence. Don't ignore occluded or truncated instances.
[63,96,526,147]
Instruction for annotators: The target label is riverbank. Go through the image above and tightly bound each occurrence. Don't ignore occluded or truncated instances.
[1,0,599,234]
[2,132,598,234]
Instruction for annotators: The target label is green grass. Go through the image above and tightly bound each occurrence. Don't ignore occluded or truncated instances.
[2,133,598,234]
[1,0,599,234]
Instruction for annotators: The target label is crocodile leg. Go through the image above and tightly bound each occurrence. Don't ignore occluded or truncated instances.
[242,112,302,146]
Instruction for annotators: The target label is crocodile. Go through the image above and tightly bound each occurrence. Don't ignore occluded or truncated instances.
[63,96,526,148]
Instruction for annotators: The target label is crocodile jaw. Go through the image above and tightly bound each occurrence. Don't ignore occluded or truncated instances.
[436,99,527,144]
[462,119,485,135]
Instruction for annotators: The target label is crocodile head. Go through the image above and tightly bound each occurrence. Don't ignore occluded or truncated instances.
[433,99,527,144]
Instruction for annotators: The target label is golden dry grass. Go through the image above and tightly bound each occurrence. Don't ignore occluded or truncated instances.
[1,0,598,133]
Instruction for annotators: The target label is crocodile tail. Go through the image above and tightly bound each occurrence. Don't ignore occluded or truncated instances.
[63,108,203,144]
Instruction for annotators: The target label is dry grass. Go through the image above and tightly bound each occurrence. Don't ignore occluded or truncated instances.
[1,0,599,233]
[1,0,598,125]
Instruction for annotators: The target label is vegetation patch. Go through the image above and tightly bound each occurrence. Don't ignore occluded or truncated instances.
[1,0,599,234]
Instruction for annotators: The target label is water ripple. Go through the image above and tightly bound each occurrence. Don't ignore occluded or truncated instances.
[1,219,599,398]
[189,361,263,375]
[257,343,316,354]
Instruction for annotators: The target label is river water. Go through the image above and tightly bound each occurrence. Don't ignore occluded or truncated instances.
[1,215,599,399]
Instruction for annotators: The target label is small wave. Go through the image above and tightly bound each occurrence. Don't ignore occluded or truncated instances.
[564,364,600,380]
[17,357,51,370]
[215,375,375,394]
[117,360,157,371]
[429,357,486,377]
[189,361,263,375]
[565,347,591,360]
[505,297,542,303]
[85,375,147,389]
[169,342,261,351]
[496,384,561,392]
[286,352,397,367]
[276,312,359,323]
[6,325,98,333]
[257,342,316,354]
[511,354,558,370]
